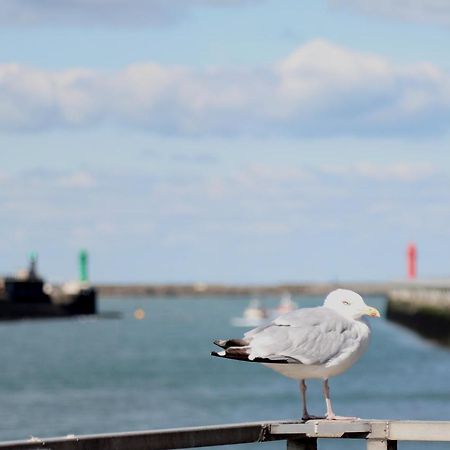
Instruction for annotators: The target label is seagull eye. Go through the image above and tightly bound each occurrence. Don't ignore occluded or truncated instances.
[342,300,350,305]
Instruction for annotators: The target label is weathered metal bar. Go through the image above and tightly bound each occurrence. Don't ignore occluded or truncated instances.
[386,421,450,441]
[273,419,450,441]
[0,422,277,450]
[1,419,450,450]
[271,420,371,438]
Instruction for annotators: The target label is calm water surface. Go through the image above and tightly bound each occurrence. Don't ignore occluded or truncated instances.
[0,295,449,450]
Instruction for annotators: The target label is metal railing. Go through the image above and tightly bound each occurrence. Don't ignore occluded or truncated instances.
[0,419,449,450]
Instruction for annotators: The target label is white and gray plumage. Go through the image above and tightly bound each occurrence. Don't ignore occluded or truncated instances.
[212,289,380,420]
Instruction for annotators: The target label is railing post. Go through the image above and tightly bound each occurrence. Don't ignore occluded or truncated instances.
[367,439,397,450]
[287,438,317,450]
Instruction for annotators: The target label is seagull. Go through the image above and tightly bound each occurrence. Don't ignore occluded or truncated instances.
[211,289,380,420]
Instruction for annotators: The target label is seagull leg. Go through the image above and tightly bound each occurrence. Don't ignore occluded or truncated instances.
[323,379,358,420]
[300,380,309,420]
[300,380,323,421]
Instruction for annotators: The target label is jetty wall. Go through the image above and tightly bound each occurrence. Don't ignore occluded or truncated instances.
[386,286,450,345]
[95,282,391,297]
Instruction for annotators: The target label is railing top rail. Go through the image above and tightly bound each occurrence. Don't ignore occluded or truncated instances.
[0,421,274,450]
[271,420,450,441]
[1,419,450,450]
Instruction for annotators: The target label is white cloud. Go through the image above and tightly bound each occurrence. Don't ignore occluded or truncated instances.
[331,0,450,27]
[58,170,96,188]
[2,40,450,136]
[0,171,10,184]
[321,162,439,181]
[0,0,252,27]
[353,162,439,181]
[231,164,315,188]
[0,65,100,130]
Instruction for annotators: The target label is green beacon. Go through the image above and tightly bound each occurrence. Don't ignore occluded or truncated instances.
[79,250,89,283]
[28,251,38,274]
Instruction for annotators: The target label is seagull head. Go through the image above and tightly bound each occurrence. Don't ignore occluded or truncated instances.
[323,289,381,320]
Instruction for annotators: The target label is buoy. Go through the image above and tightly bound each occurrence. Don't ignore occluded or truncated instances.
[134,308,145,320]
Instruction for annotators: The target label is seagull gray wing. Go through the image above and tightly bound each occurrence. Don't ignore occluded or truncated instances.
[244,307,361,365]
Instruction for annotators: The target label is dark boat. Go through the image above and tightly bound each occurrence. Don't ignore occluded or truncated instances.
[0,252,96,320]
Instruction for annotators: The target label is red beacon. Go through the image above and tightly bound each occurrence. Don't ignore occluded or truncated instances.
[407,243,417,279]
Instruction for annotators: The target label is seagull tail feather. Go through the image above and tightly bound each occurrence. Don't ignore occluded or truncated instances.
[211,338,291,364]
[213,338,249,349]
[211,347,251,362]
[211,350,291,364]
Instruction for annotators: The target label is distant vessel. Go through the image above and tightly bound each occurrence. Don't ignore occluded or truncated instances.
[0,251,96,320]
[274,292,298,315]
[231,293,298,328]
[231,298,269,327]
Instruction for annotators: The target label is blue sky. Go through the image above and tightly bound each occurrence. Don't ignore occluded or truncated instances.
[2,0,450,283]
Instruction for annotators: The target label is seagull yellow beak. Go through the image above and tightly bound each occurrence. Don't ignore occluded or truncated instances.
[365,306,381,318]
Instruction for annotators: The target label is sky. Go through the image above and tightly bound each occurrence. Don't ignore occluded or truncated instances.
[2,0,450,284]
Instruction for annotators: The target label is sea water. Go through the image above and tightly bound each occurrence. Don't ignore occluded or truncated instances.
[0,296,448,450]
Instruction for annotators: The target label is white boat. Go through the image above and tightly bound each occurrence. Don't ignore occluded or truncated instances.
[231,298,268,327]
[273,292,298,316]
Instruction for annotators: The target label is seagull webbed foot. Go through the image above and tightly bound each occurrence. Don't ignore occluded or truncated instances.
[325,414,359,421]
[302,414,325,421]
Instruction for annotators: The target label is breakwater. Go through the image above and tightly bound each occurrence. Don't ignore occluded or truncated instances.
[386,285,450,346]
[96,282,391,297]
